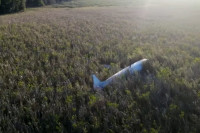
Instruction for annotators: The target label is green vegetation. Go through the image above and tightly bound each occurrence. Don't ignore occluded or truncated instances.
[0,0,200,132]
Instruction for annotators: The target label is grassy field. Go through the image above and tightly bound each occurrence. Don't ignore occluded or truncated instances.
[0,0,200,132]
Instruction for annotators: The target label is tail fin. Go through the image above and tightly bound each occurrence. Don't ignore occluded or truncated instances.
[92,74,103,90]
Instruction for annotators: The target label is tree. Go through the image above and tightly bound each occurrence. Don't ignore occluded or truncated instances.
[26,0,45,7]
[0,0,25,14]
[0,0,69,14]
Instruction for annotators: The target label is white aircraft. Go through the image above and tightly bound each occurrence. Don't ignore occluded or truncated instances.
[92,59,148,90]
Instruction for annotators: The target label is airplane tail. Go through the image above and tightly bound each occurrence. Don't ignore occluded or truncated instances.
[92,74,104,90]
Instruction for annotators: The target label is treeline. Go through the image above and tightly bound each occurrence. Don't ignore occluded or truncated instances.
[0,0,69,14]
[26,0,69,7]
[0,0,26,14]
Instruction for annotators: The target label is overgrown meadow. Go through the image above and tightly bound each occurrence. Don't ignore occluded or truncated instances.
[0,1,200,132]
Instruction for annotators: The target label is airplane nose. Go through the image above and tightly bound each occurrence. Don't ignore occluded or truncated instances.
[141,59,149,71]
[141,59,148,65]
[140,59,148,70]
[130,59,148,72]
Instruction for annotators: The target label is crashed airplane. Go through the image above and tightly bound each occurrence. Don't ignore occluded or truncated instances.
[92,59,148,90]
